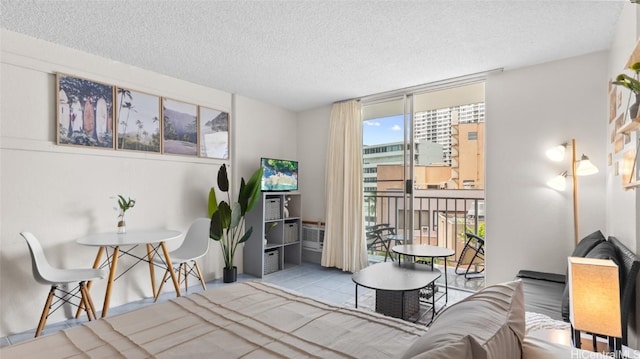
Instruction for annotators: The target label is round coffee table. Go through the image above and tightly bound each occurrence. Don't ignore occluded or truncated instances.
[352,261,440,322]
[391,244,455,305]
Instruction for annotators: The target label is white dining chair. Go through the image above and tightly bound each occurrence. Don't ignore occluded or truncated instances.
[154,218,210,301]
[20,232,106,337]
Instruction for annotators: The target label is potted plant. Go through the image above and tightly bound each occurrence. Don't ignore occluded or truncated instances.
[208,164,263,283]
[116,195,136,233]
[613,61,640,119]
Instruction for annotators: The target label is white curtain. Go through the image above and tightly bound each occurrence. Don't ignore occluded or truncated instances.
[321,100,367,272]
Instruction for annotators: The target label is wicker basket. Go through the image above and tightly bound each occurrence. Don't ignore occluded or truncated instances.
[264,250,280,274]
[265,198,281,221]
[375,289,420,319]
[284,222,299,244]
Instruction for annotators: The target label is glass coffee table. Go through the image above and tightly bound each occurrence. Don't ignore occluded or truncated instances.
[391,244,455,307]
[352,261,441,322]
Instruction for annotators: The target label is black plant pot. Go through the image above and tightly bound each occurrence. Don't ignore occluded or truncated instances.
[223,266,237,283]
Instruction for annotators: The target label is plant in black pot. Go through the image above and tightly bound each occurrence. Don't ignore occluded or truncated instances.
[209,164,263,283]
[613,61,640,119]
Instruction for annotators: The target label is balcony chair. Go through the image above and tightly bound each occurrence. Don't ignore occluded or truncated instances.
[21,232,106,337]
[154,218,210,301]
[366,224,397,262]
[455,232,485,279]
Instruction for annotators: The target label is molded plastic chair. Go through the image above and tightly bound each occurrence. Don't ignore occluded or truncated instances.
[20,232,106,337]
[455,232,485,279]
[154,218,210,301]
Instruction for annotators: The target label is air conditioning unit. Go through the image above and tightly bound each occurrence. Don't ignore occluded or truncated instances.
[302,222,324,252]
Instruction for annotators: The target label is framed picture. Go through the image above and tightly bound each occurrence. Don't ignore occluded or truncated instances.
[115,88,161,153]
[198,106,230,159]
[609,87,617,122]
[162,98,198,156]
[56,73,115,148]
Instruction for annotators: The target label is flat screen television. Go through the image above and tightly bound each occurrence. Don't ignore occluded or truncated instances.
[260,157,298,191]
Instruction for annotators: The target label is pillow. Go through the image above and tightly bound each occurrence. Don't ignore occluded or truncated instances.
[560,230,607,321]
[561,240,622,321]
[571,230,606,257]
[401,281,525,359]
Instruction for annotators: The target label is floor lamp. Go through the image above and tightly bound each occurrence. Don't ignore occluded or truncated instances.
[546,139,599,244]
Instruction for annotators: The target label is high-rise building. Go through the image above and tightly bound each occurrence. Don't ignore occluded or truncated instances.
[414,102,485,165]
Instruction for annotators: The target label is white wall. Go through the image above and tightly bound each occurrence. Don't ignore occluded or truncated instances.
[0,30,295,337]
[607,0,639,256]
[485,52,608,284]
[297,105,331,222]
[606,2,640,349]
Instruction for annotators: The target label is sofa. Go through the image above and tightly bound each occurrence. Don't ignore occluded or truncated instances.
[516,230,640,345]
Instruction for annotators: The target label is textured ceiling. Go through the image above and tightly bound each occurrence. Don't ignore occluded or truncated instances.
[0,1,625,112]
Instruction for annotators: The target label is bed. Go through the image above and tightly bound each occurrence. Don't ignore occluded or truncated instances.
[1,280,612,358]
[2,281,426,358]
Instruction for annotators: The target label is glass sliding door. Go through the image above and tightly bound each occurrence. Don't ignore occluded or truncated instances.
[363,95,416,262]
[362,81,486,277]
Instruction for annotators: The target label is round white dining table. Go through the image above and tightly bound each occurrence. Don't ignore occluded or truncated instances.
[76,229,182,318]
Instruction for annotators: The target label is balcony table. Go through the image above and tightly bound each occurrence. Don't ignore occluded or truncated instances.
[76,229,182,317]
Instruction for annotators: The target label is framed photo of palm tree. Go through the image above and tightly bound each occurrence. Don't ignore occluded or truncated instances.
[162,98,198,156]
[56,73,115,148]
[199,106,230,159]
[115,88,161,153]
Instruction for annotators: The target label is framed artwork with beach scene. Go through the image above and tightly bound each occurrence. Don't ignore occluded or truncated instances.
[199,106,230,159]
[162,98,198,156]
[115,88,161,153]
[56,73,115,148]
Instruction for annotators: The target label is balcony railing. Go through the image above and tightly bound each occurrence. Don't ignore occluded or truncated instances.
[364,189,484,264]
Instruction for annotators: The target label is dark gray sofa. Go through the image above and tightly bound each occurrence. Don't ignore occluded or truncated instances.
[516,230,640,345]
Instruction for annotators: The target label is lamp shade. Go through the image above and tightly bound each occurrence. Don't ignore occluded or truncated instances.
[547,171,567,191]
[546,144,567,161]
[568,257,621,338]
[575,155,599,176]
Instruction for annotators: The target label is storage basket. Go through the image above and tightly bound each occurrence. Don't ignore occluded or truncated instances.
[375,289,420,319]
[284,222,299,244]
[264,249,280,274]
[265,198,281,221]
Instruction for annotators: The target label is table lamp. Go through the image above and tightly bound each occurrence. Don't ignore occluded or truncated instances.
[568,257,621,357]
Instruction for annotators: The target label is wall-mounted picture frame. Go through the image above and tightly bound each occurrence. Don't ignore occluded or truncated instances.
[199,106,229,159]
[609,87,617,122]
[116,88,161,153]
[56,73,115,148]
[162,98,198,156]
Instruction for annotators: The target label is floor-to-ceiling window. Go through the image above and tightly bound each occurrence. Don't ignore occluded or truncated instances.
[362,81,486,280]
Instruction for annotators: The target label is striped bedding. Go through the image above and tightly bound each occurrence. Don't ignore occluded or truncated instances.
[2,281,426,358]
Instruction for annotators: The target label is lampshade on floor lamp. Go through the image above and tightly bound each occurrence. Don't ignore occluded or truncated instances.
[568,257,621,356]
[546,139,599,245]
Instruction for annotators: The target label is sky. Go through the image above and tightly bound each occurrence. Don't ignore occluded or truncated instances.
[363,114,404,146]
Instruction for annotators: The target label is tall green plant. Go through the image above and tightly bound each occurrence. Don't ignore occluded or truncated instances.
[209,164,263,269]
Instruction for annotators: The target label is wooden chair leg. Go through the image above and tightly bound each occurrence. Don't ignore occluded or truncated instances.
[154,269,170,302]
[194,261,206,291]
[83,284,98,320]
[79,282,94,321]
[35,286,56,337]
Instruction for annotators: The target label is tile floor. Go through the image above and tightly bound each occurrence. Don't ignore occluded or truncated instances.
[1,261,484,347]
